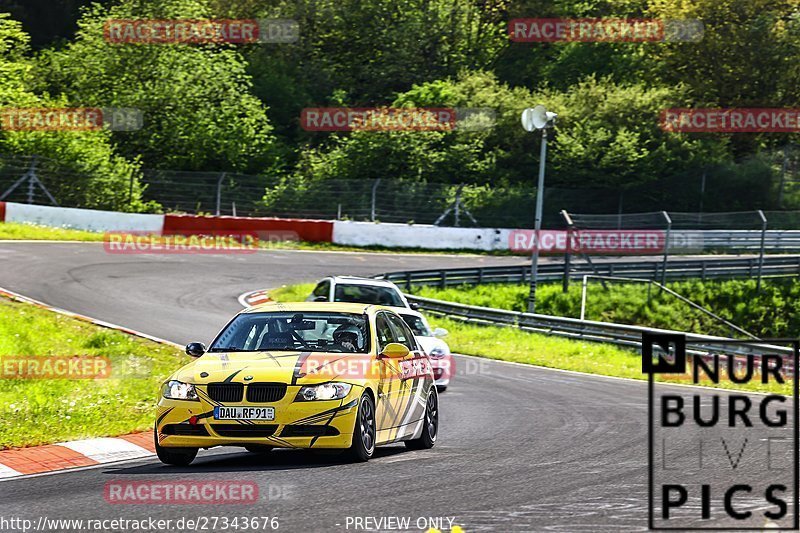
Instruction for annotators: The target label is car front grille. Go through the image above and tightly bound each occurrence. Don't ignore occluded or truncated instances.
[245,383,287,403]
[207,383,244,403]
[281,425,340,438]
[161,424,210,436]
[210,424,278,438]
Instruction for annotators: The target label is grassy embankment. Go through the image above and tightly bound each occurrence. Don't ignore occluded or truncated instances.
[0,296,187,449]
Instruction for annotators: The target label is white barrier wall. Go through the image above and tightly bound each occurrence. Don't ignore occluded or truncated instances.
[332,220,513,251]
[4,203,164,233]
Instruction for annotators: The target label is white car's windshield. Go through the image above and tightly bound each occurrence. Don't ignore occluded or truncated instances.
[333,284,404,307]
[210,312,370,353]
[400,314,431,336]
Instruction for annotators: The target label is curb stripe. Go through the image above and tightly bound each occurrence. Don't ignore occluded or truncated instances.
[119,432,157,453]
[0,444,99,475]
[0,463,22,479]
[58,437,153,464]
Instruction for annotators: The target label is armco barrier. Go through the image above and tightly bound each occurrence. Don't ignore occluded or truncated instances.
[163,214,333,243]
[406,293,795,368]
[380,255,800,289]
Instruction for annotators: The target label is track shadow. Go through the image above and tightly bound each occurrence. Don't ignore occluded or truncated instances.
[105,445,409,475]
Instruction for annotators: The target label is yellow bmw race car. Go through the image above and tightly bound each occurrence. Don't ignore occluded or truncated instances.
[155,302,438,465]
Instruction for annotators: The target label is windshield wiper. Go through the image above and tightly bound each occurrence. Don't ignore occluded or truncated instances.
[208,347,257,353]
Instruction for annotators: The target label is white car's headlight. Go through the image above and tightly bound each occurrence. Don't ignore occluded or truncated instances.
[295,382,352,401]
[162,380,199,401]
[427,346,447,358]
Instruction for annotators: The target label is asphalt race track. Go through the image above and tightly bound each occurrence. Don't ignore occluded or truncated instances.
[0,243,785,532]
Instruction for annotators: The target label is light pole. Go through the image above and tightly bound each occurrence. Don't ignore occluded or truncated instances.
[521,105,557,313]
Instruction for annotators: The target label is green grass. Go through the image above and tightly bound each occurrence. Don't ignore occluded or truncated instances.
[0,221,508,255]
[271,282,792,395]
[0,222,105,241]
[413,278,800,339]
[270,283,316,303]
[0,296,188,449]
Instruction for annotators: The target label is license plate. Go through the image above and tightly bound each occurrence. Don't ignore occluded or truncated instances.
[213,406,275,421]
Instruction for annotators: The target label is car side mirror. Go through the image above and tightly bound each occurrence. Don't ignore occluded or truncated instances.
[432,328,448,338]
[313,295,328,302]
[409,302,420,310]
[185,342,206,357]
[380,342,410,359]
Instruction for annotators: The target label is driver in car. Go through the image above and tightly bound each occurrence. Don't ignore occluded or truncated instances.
[332,324,362,353]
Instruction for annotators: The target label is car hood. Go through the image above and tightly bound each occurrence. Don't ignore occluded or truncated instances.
[171,351,374,385]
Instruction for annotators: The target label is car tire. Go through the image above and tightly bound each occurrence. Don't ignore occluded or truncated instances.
[244,445,273,454]
[405,388,438,450]
[154,427,197,466]
[347,393,376,462]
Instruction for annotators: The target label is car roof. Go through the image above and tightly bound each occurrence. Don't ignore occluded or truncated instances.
[243,301,401,315]
[327,276,399,288]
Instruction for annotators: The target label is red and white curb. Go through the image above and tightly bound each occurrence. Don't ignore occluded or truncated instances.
[237,288,273,308]
[0,432,155,480]
[0,286,180,479]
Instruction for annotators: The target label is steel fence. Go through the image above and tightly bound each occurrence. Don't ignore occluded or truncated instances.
[379,255,800,290]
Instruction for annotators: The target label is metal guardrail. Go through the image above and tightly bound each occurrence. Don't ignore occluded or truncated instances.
[407,294,795,367]
[380,255,800,289]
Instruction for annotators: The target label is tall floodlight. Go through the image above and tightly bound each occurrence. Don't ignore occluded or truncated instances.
[521,105,557,313]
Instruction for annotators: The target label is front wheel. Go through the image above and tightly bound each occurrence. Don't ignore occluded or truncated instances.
[346,393,376,462]
[405,388,438,450]
[154,426,197,466]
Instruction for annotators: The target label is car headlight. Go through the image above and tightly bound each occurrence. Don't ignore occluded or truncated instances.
[295,382,352,401]
[162,380,199,401]
[427,346,447,358]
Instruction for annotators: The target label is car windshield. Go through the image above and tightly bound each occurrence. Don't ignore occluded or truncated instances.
[333,284,404,307]
[209,312,370,353]
[400,314,431,336]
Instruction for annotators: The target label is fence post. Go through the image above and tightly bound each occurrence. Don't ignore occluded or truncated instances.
[440,270,447,289]
[757,209,767,291]
[561,210,573,293]
[215,172,226,216]
[660,211,672,287]
[371,178,381,222]
[454,186,461,227]
[405,272,411,292]
[580,275,589,320]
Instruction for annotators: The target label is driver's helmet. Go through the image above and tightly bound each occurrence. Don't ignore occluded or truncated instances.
[333,324,363,350]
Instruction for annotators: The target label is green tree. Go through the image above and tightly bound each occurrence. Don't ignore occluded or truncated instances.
[0,14,149,212]
[32,0,276,172]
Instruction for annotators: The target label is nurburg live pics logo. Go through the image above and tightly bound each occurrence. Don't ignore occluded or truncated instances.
[643,332,800,530]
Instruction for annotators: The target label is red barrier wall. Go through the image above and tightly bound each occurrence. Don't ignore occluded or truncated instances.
[162,214,333,243]
[0,202,5,223]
